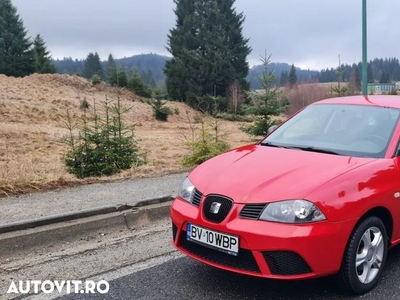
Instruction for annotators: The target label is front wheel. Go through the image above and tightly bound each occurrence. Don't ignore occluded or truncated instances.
[340,216,388,294]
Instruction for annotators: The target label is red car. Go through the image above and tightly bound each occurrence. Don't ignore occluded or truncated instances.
[170,95,400,294]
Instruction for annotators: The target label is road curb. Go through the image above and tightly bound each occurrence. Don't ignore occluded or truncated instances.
[0,195,173,234]
[0,196,174,258]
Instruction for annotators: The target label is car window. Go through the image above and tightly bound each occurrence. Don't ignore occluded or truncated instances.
[263,104,400,158]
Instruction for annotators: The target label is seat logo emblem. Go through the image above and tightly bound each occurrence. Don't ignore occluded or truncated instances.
[210,202,222,214]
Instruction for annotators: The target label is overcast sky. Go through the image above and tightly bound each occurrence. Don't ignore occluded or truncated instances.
[12,0,400,70]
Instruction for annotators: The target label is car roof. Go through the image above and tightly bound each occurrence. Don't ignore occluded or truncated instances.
[313,95,400,109]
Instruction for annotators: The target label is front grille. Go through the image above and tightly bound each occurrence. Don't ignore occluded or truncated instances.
[179,231,260,273]
[191,189,203,207]
[239,204,266,219]
[203,195,233,223]
[172,223,178,242]
[263,251,312,275]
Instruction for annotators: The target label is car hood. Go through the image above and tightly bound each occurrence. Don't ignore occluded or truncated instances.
[189,144,376,204]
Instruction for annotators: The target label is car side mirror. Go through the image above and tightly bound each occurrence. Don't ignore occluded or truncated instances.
[267,125,278,135]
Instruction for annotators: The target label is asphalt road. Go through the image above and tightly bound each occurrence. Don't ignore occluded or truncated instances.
[5,216,400,300]
[59,243,400,300]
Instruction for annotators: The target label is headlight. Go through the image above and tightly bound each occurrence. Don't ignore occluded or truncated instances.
[259,200,326,223]
[178,177,195,202]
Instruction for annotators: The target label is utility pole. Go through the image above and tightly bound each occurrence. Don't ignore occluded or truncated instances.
[362,0,368,96]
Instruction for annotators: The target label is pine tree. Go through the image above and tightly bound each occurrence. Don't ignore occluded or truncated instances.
[331,65,348,97]
[128,69,151,98]
[164,0,251,109]
[83,52,104,79]
[240,55,284,137]
[289,64,297,87]
[32,34,56,74]
[279,71,289,86]
[0,0,34,77]
[116,69,128,88]
[354,66,361,91]
[106,54,118,85]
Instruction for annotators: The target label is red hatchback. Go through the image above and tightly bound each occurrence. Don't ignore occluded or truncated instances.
[170,95,400,294]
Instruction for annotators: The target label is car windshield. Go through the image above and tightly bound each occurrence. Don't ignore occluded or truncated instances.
[262,104,400,158]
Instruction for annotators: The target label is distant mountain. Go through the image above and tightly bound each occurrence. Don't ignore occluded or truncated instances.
[247,63,319,89]
[114,53,169,84]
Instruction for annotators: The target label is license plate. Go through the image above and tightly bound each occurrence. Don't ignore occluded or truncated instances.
[186,223,239,256]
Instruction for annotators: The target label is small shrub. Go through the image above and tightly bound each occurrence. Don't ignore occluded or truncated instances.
[174,107,180,115]
[182,119,230,167]
[80,98,90,110]
[61,96,145,178]
[91,74,101,85]
[128,71,152,98]
[150,99,173,121]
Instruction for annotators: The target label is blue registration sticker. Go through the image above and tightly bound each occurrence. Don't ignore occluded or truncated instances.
[187,223,192,239]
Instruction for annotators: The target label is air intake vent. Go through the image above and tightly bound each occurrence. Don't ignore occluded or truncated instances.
[239,204,266,220]
[263,251,312,275]
[191,189,203,207]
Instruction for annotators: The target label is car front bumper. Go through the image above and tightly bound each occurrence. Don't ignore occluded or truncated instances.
[170,197,358,279]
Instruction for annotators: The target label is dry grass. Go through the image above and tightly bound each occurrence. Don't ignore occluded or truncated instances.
[283,83,332,115]
[0,74,252,197]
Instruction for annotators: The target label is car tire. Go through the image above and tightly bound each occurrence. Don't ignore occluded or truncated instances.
[340,216,388,294]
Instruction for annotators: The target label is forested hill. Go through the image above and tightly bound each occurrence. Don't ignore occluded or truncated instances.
[247,63,319,89]
[52,53,169,84]
[53,54,400,89]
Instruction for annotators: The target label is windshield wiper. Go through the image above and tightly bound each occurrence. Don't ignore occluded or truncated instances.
[260,142,339,155]
[260,141,283,148]
[285,146,340,155]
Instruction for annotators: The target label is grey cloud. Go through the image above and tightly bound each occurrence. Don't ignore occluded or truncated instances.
[12,0,400,70]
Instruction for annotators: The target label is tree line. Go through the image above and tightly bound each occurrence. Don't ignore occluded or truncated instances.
[318,58,400,84]
[53,54,400,92]
[0,0,56,76]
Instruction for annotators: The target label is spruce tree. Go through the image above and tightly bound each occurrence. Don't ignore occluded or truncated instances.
[240,56,284,137]
[164,0,251,109]
[116,68,128,88]
[106,54,118,85]
[128,69,151,98]
[0,0,34,77]
[33,34,56,74]
[83,52,104,80]
[354,66,361,91]
[289,64,297,87]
